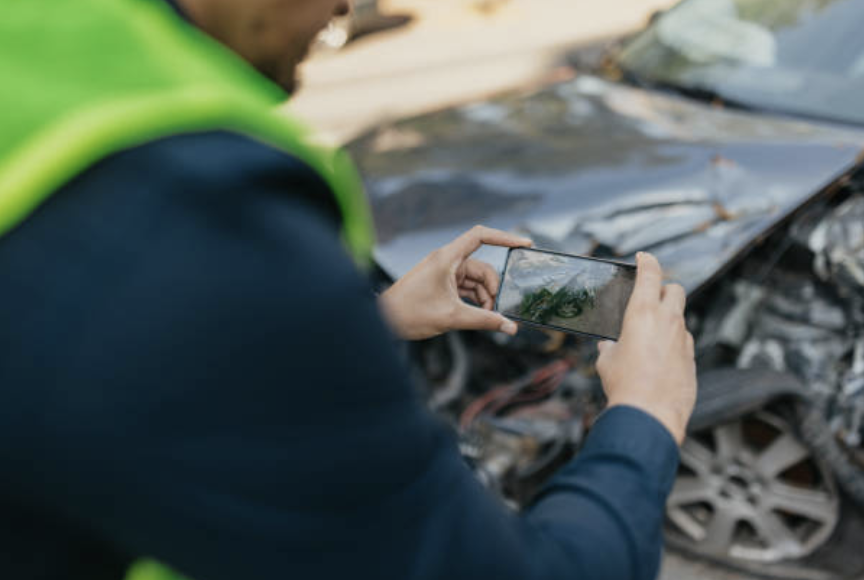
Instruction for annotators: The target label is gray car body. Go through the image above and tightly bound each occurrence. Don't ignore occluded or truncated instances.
[348,74,864,294]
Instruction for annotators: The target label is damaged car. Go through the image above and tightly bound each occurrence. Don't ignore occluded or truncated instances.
[347,0,864,578]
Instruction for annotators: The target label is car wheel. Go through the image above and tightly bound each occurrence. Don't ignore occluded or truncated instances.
[666,411,840,566]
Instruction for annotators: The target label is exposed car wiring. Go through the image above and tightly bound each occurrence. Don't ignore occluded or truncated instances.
[459,359,570,431]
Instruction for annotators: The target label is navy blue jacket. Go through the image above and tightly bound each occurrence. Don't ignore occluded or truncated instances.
[0,129,679,580]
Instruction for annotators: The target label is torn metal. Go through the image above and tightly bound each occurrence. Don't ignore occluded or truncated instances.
[707,193,864,452]
[810,195,864,321]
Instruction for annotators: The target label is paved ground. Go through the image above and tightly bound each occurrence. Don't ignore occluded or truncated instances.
[289,2,761,578]
[661,553,756,580]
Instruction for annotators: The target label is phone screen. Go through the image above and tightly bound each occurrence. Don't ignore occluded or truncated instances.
[495,248,636,340]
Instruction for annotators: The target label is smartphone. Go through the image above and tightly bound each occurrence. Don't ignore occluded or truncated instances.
[494,248,637,341]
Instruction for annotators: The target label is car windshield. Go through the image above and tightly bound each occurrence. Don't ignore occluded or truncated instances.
[617,0,864,125]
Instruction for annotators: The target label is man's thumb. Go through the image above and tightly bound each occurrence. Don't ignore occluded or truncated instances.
[454,304,518,335]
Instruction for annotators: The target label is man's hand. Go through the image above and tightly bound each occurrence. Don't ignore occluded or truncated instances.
[379,226,532,341]
[596,252,697,445]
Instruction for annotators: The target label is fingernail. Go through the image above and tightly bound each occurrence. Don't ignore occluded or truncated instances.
[520,237,533,246]
[501,319,518,335]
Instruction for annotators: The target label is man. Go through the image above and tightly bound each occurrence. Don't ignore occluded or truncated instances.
[0,1,696,579]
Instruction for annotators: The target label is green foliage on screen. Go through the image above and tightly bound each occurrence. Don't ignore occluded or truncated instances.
[519,287,595,324]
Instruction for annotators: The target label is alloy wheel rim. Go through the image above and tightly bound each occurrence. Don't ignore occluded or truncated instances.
[667,411,840,563]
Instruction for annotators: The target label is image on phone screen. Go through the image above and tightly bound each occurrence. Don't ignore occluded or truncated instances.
[495,248,636,340]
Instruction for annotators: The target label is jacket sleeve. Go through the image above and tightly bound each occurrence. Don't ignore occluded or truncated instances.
[0,133,679,580]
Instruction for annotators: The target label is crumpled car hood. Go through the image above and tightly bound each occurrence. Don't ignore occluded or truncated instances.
[348,75,864,293]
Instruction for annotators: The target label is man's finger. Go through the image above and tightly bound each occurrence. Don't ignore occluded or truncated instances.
[464,259,500,297]
[459,288,481,305]
[596,340,615,374]
[453,303,518,335]
[629,252,663,306]
[474,282,493,310]
[661,283,687,314]
[445,225,532,261]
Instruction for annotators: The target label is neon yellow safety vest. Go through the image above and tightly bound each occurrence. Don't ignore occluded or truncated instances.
[0,0,375,266]
[0,0,377,578]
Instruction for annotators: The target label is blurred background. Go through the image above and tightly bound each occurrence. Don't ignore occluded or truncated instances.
[288,0,675,144]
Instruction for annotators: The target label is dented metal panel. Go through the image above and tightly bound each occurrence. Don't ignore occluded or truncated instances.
[349,75,864,293]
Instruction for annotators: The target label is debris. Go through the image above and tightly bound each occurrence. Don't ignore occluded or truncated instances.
[838,339,864,447]
[737,338,786,371]
[730,194,864,450]
[809,195,864,319]
[716,281,765,347]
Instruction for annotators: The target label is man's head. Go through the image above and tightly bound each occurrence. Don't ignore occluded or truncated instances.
[178,0,351,93]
